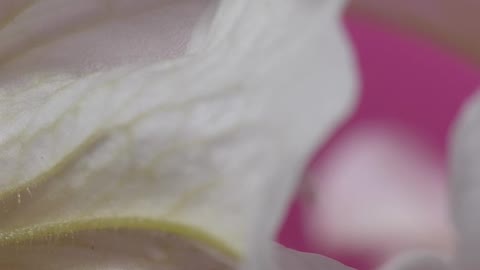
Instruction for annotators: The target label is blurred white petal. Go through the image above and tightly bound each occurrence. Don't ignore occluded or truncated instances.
[0,0,357,269]
[306,124,453,258]
[450,90,480,270]
[273,244,355,270]
[380,251,451,270]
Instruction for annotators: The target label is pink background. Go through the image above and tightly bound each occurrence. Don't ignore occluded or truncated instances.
[278,14,480,270]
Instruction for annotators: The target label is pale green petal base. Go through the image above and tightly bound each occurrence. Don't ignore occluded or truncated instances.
[0,218,237,270]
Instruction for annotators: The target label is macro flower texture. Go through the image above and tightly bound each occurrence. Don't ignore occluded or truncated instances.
[0,0,478,270]
[0,0,356,269]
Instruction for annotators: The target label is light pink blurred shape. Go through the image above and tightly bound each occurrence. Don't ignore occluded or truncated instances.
[305,124,454,261]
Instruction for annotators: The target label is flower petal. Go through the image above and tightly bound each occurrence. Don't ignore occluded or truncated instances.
[0,0,216,83]
[0,227,235,270]
[306,124,453,258]
[450,90,480,270]
[273,244,355,270]
[0,0,357,268]
[0,236,354,270]
[380,251,451,270]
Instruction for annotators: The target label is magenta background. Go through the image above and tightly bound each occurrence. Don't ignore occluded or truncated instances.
[278,14,480,270]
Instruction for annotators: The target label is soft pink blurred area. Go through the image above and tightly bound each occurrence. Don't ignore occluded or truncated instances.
[305,124,453,268]
[278,14,480,270]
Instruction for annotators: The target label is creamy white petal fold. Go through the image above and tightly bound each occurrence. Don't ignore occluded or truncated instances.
[0,0,357,269]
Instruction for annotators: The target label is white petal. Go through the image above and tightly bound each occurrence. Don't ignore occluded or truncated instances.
[450,90,480,270]
[306,124,453,258]
[273,244,355,270]
[0,0,216,83]
[0,0,357,268]
[380,251,452,270]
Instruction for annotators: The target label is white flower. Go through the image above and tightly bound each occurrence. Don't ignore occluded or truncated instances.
[0,1,357,269]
